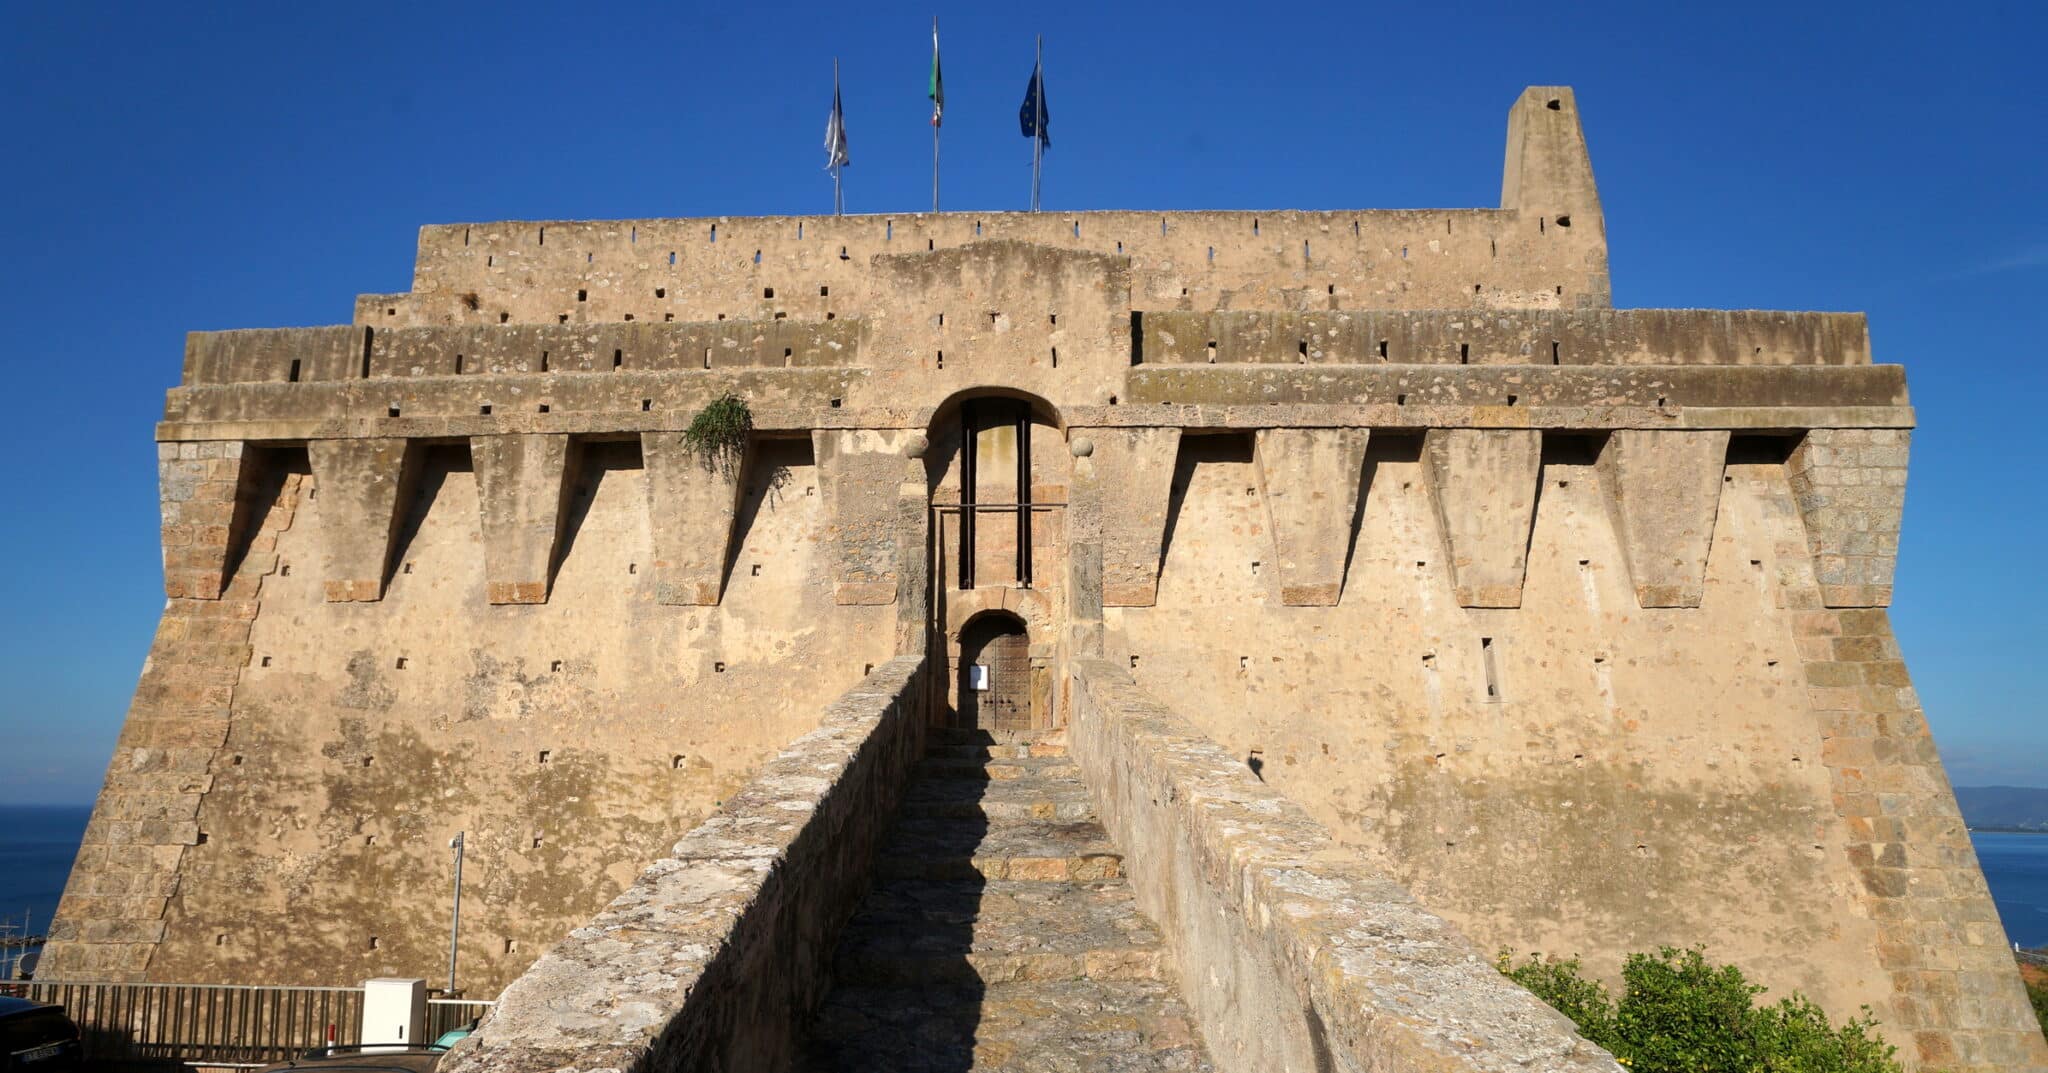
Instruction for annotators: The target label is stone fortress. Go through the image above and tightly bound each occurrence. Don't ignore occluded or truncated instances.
[42,87,2047,1071]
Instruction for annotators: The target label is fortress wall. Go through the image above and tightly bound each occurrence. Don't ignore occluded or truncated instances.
[1136,309,1871,367]
[47,434,900,993]
[1102,432,2046,1071]
[1066,660,1621,1073]
[388,205,1603,331]
[382,89,1606,330]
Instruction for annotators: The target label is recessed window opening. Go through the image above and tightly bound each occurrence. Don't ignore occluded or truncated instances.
[1298,339,1308,359]
[797,222,804,239]
[1555,215,1571,228]
[630,226,636,243]
[541,350,550,371]
[1396,393,1408,406]
[1072,220,1080,238]
[577,289,587,302]
[669,252,677,265]
[1378,339,1389,359]
[975,220,983,235]
[1551,341,1561,364]
[480,404,492,415]
[928,238,935,250]
[613,349,623,369]
[1401,246,1408,258]
[1459,343,1470,364]
[487,255,493,266]
[887,220,893,240]
[585,252,592,263]
[1050,347,1059,367]
[538,227,545,245]
[1206,341,1217,362]
[655,287,666,298]
[500,312,509,323]
[1207,246,1214,262]
[538,403,550,413]
[641,399,651,411]
[288,359,301,382]
[820,285,829,297]
[763,286,774,298]
[387,405,401,417]
[936,350,945,369]
[1507,394,1518,406]
[754,250,762,264]
[1252,218,1260,235]
[839,245,849,259]
[1546,98,1562,110]
[1303,239,1310,260]
[463,227,470,245]
[1480,637,1501,701]
[709,224,717,242]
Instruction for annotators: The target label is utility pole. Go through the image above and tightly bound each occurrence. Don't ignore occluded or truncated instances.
[447,832,464,996]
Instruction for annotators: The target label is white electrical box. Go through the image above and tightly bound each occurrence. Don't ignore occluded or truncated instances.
[361,978,427,1051]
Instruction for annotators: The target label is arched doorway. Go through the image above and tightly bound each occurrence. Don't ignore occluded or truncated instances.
[956,611,1031,731]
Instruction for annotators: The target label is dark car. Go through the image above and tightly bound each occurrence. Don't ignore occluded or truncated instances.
[0,996,82,1071]
[252,1044,451,1073]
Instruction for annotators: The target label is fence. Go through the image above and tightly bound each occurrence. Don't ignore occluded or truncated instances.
[426,998,495,1042]
[19,981,363,1067]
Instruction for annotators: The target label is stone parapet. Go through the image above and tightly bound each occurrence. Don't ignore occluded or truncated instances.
[1066,660,1622,1073]
[1136,308,1869,367]
[438,655,930,1073]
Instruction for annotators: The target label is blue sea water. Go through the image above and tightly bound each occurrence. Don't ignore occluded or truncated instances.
[1972,830,2048,950]
[0,805,91,970]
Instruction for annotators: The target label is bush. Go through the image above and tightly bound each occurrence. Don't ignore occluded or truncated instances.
[682,392,752,478]
[1499,947,1903,1073]
[2028,975,2047,1038]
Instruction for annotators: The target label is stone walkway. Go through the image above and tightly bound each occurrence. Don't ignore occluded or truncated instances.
[801,729,1215,1073]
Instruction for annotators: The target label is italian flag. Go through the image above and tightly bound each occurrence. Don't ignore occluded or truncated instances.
[929,21,944,127]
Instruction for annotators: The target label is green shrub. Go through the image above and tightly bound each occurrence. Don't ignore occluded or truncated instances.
[2028,975,2046,1038]
[1499,946,1903,1073]
[682,392,752,478]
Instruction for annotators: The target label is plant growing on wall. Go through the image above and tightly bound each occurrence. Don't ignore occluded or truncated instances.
[683,392,752,479]
[1497,947,1906,1073]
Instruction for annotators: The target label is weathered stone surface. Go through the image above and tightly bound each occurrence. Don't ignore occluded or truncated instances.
[801,728,1215,1072]
[1597,429,1729,607]
[471,433,572,604]
[1788,428,1908,608]
[1068,662,1622,1073]
[1424,428,1542,607]
[438,656,930,1073]
[1255,427,1370,605]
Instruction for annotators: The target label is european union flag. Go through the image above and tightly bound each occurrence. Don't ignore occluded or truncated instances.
[1019,61,1049,148]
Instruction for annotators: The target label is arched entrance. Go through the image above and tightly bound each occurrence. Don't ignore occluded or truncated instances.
[956,611,1031,731]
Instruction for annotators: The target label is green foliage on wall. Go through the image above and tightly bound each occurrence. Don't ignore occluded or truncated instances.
[1498,947,1905,1073]
[683,392,752,479]
[2027,974,2046,1039]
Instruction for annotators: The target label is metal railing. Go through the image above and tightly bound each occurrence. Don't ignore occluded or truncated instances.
[20,980,362,1066]
[426,997,494,1041]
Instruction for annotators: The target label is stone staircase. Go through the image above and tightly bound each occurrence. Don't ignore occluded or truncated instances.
[801,728,1215,1073]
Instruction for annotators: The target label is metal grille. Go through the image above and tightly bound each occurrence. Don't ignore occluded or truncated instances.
[18,980,362,1066]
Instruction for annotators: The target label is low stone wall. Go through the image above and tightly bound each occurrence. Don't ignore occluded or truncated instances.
[439,655,929,1073]
[1067,660,1622,1073]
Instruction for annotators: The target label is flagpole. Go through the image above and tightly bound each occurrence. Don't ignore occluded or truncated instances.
[931,17,941,214]
[833,58,844,216]
[1031,35,1043,212]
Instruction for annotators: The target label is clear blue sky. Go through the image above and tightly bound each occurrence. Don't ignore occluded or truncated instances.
[1,2,2042,804]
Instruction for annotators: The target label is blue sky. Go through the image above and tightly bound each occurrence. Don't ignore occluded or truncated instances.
[1,2,2042,804]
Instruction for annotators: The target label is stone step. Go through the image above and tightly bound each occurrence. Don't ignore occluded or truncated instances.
[832,879,1166,987]
[876,819,1124,882]
[899,777,1096,822]
[805,979,1214,1073]
[923,740,1068,761]
[929,728,1073,753]
[916,754,1082,781]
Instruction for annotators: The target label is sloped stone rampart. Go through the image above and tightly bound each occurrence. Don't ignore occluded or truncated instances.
[1067,660,1622,1073]
[438,655,929,1073]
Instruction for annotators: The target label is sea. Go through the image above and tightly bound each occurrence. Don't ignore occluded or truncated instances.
[0,806,2042,973]
[0,805,92,975]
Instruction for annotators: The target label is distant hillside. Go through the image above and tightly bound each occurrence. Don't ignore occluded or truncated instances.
[1955,786,2048,832]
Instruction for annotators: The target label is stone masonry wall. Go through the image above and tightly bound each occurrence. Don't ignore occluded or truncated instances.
[438,655,930,1073]
[1067,660,1622,1073]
